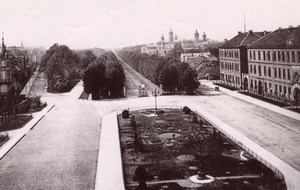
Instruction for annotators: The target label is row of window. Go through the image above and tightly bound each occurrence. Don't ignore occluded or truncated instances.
[249,64,291,80]
[220,73,240,85]
[220,62,239,71]
[219,50,239,58]
[250,79,292,98]
[249,50,300,63]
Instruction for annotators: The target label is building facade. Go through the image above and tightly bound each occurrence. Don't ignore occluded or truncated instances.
[141,29,209,56]
[219,31,266,89]
[247,26,300,105]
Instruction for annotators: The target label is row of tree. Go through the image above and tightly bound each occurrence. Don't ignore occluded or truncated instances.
[82,51,126,100]
[116,50,199,94]
[40,44,105,92]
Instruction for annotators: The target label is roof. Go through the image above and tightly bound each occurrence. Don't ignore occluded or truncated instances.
[190,56,217,65]
[247,26,300,49]
[220,31,266,48]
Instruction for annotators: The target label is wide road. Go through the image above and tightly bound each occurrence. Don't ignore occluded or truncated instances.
[113,51,160,97]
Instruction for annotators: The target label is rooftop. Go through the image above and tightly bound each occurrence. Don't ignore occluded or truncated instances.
[247,26,300,49]
[220,31,266,49]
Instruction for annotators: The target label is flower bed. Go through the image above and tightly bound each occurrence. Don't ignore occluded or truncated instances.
[118,108,285,190]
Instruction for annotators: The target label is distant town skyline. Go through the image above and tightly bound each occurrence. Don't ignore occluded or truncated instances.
[0,0,299,49]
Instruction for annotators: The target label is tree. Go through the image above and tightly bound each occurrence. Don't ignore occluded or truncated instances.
[182,67,200,94]
[79,50,97,69]
[106,61,125,97]
[82,60,107,100]
[159,65,179,93]
[41,44,79,91]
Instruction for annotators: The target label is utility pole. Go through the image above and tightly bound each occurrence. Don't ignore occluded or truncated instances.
[152,89,160,113]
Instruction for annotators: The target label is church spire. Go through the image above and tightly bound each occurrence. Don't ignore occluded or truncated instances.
[1,32,6,57]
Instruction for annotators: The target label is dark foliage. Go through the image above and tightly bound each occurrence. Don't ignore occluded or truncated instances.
[82,51,125,99]
[122,109,129,119]
[115,50,199,94]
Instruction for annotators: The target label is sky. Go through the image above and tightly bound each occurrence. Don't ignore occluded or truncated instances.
[0,0,299,49]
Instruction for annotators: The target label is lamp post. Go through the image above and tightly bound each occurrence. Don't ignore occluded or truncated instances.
[152,89,159,113]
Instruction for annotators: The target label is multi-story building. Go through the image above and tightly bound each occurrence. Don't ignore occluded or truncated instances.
[247,26,300,105]
[219,30,267,89]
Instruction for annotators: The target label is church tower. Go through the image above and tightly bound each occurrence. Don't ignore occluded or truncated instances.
[202,32,207,41]
[194,30,199,42]
[169,28,174,42]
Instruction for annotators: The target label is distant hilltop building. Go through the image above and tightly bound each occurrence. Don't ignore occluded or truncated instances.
[141,28,210,57]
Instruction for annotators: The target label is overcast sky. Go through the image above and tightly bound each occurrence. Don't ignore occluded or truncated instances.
[0,0,299,49]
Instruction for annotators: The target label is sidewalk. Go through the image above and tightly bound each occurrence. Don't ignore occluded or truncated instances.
[0,103,54,159]
[201,80,300,121]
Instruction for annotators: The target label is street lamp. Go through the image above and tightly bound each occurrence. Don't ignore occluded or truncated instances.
[152,89,160,113]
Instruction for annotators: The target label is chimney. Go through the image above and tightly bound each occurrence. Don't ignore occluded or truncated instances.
[289,25,293,28]
[278,27,282,30]
[238,31,242,35]
[249,30,253,34]
[263,31,268,35]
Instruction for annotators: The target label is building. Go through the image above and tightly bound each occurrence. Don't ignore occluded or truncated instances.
[141,29,209,57]
[181,52,211,63]
[247,26,300,105]
[0,36,12,97]
[189,56,219,79]
[219,30,267,89]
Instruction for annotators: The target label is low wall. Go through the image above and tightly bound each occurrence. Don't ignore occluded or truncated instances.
[191,104,299,190]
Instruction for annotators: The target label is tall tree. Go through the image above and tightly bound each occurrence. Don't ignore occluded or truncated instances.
[82,59,107,100]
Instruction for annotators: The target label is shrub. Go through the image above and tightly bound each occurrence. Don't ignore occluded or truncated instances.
[122,109,129,119]
[183,106,191,114]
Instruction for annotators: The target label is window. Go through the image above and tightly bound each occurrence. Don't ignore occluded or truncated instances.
[287,69,291,80]
[287,52,290,62]
[249,51,252,60]
[284,86,287,96]
[288,87,291,98]
[291,51,295,62]
[264,66,266,76]
[273,51,277,61]
[267,51,271,61]
[283,69,286,79]
[274,68,277,78]
[275,84,278,93]
[279,85,282,93]
[237,51,239,58]
[278,51,281,61]
[258,51,261,60]
[268,67,271,77]
[254,65,257,74]
[253,51,256,60]
[265,82,267,92]
[282,51,285,62]
[298,52,300,62]
[258,65,261,76]
[263,51,266,60]
[278,68,281,78]
[250,65,253,73]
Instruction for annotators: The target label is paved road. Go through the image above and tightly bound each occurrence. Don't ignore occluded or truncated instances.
[113,51,160,97]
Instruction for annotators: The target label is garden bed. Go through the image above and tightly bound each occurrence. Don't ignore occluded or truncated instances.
[118,108,285,190]
[0,114,32,132]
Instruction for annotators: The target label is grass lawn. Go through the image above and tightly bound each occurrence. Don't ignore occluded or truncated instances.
[118,108,285,190]
[0,114,32,132]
